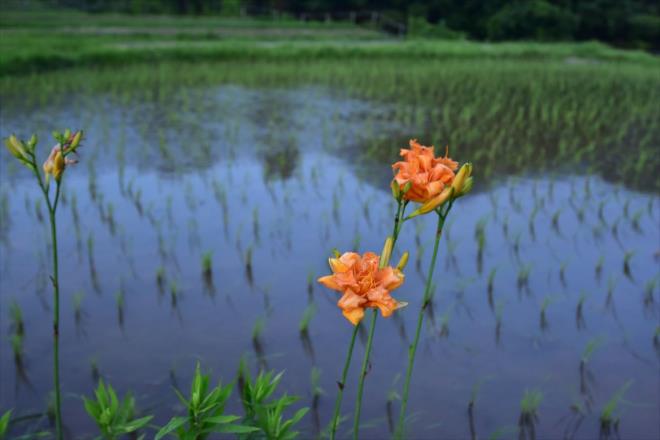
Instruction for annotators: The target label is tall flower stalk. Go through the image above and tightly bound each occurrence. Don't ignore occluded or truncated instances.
[5,130,83,440]
[394,158,473,439]
[320,192,410,440]
[351,192,411,440]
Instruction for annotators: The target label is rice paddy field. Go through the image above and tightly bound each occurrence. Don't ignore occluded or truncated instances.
[1,9,659,440]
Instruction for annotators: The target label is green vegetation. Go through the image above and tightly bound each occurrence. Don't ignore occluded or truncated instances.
[4,0,658,48]
[83,380,153,439]
[600,380,633,429]
[2,35,657,193]
[155,363,256,439]
[0,410,11,439]
[238,365,309,439]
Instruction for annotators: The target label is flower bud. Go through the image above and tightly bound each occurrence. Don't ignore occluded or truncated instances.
[27,134,37,151]
[402,181,412,194]
[451,162,472,195]
[52,151,65,181]
[69,130,83,151]
[457,176,473,197]
[390,179,401,200]
[380,236,394,267]
[407,187,452,219]
[5,135,27,160]
[396,251,409,270]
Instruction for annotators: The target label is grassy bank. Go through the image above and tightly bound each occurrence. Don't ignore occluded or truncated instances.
[1,10,659,76]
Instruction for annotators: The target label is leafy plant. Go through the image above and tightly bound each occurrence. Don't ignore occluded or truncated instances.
[239,366,309,439]
[156,362,256,440]
[83,380,152,439]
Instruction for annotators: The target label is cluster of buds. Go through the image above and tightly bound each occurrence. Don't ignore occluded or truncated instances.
[5,130,83,185]
[5,134,38,171]
[390,179,412,202]
[408,162,473,218]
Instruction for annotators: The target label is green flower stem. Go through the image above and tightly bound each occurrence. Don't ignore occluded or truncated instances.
[395,201,453,439]
[29,152,64,440]
[329,323,359,440]
[49,181,63,440]
[351,199,408,439]
[352,307,377,440]
[331,199,408,440]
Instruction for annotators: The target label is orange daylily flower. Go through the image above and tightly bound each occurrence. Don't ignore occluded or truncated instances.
[392,139,458,203]
[318,252,406,325]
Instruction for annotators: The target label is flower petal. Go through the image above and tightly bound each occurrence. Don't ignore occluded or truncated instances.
[342,307,365,326]
[317,275,341,291]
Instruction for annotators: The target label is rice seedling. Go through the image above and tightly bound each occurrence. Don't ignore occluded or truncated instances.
[517,264,532,291]
[34,198,44,224]
[631,209,644,233]
[549,206,561,232]
[299,303,316,334]
[438,305,453,338]
[10,333,23,363]
[201,251,212,277]
[115,289,125,329]
[559,260,569,287]
[467,377,491,440]
[90,357,100,384]
[83,380,153,439]
[576,291,588,330]
[643,276,657,312]
[581,336,605,366]
[528,205,538,240]
[495,300,506,346]
[8,300,24,337]
[169,281,179,309]
[156,362,256,439]
[245,246,254,285]
[487,267,497,310]
[623,250,634,280]
[539,296,556,331]
[599,380,633,438]
[253,206,260,243]
[306,270,314,299]
[518,389,543,440]
[595,255,604,280]
[156,266,166,292]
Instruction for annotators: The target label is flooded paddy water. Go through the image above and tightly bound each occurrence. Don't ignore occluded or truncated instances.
[0,62,658,439]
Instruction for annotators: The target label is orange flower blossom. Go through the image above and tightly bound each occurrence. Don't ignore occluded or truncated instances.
[318,251,406,325]
[392,139,459,203]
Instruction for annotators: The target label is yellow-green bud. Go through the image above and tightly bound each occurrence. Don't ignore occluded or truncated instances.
[396,251,409,270]
[380,236,394,267]
[451,162,473,196]
[390,179,401,200]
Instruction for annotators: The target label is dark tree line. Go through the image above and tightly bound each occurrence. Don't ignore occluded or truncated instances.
[51,0,660,47]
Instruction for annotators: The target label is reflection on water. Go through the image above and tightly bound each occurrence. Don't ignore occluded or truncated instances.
[0,86,658,439]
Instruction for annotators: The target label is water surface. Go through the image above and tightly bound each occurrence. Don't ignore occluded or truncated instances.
[1,84,658,439]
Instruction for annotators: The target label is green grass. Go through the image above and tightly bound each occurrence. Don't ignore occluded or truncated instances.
[1,10,658,77]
